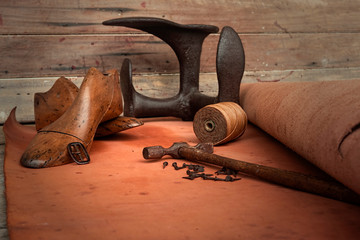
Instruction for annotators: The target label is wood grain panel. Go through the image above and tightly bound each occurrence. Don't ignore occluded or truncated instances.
[1,1,359,238]
[1,33,359,78]
[0,145,6,231]
[0,34,176,78]
[0,144,8,239]
[0,0,359,34]
[1,68,359,125]
[0,128,5,145]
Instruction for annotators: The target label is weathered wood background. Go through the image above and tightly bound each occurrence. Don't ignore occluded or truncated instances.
[0,1,359,239]
[1,0,360,130]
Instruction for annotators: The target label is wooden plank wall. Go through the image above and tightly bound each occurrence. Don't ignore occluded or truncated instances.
[0,0,360,138]
[0,2,359,238]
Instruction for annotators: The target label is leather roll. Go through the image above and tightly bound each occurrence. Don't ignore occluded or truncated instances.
[239,80,360,194]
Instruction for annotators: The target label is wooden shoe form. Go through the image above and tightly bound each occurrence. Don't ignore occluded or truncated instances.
[20,68,114,168]
[95,116,144,137]
[34,76,79,130]
[34,71,143,136]
[97,69,123,122]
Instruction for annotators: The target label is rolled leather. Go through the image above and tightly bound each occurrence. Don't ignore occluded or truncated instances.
[240,80,360,194]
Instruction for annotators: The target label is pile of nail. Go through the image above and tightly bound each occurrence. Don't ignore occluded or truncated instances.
[163,162,241,182]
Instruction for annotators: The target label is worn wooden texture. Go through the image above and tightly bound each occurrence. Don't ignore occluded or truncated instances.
[0,33,360,78]
[0,0,358,127]
[0,144,9,240]
[0,1,359,239]
[0,0,359,78]
[0,129,4,146]
[1,67,360,126]
[1,0,359,34]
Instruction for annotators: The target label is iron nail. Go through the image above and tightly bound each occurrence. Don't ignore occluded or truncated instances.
[182,176,196,180]
[215,167,238,177]
[202,175,217,180]
[185,164,205,172]
[163,161,168,169]
[172,162,186,170]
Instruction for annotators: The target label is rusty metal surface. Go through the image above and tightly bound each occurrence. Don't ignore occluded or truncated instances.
[103,17,245,120]
[217,26,245,103]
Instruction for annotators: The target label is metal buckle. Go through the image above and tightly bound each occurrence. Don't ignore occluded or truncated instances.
[67,142,90,165]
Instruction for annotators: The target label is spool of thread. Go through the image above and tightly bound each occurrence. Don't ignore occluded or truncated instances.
[193,102,248,145]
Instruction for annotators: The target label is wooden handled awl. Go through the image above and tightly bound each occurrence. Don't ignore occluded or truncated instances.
[143,142,360,205]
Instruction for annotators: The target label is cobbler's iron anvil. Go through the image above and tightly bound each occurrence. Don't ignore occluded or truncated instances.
[103,17,245,120]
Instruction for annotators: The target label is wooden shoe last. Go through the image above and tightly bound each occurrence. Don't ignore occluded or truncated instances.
[21,68,114,168]
[34,70,142,137]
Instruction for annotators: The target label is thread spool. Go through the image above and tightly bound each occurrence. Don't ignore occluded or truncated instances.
[193,102,248,145]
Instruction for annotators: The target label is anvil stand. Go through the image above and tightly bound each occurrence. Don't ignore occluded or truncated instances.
[103,17,245,120]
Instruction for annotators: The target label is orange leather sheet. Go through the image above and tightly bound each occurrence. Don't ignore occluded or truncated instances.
[4,120,360,240]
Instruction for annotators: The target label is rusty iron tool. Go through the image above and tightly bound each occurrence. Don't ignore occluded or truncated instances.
[143,142,360,205]
[103,17,245,120]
